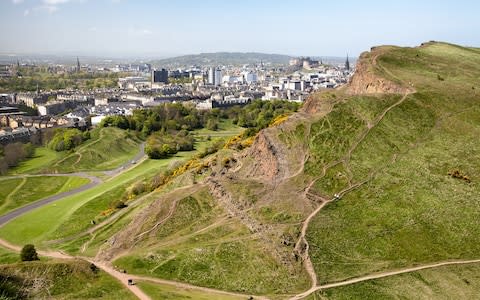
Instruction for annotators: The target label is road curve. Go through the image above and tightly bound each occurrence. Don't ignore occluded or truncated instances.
[0,175,100,227]
[0,142,146,227]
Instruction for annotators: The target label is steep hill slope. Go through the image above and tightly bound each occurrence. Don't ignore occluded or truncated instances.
[93,41,480,299]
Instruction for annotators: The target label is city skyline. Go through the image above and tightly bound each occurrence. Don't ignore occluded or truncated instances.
[1,0,479,58]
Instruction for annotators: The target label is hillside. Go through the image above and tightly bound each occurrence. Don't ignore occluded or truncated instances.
[151,52,292,67]
[9,127,142,174]
[0,259,134,299]
[91,41,480,298]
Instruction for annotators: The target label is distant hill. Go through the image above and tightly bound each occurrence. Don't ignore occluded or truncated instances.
[151,52,293,67]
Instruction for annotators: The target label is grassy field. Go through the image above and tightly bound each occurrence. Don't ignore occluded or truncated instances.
[0,246,20,265]
[0,259,135,299]
[304,42,480,284]
[9,147,61,175]
[0,176,90,215]
[137,281,247,300]
[310,262,480,300]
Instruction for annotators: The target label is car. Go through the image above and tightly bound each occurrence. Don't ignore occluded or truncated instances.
[127,279,134,286]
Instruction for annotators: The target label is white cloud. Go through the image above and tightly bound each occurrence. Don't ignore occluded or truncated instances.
[88,27,97,32]
[23,9,29,16]
[12,0,24,4]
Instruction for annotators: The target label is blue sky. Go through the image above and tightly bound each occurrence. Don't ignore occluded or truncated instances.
[1,0,479,57]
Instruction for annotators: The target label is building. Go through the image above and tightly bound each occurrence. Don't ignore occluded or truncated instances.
[152,69,168,84]
[94,96,120,106]
[208,67,222,86]
[16,93,49,108]
[196,96,250,110]
[345,55,350,71]
[37,101,80,116]
[118,77,150,90]
[243,72,258,84]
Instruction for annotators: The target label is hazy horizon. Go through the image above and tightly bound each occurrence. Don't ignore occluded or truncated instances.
[1,0,479,58]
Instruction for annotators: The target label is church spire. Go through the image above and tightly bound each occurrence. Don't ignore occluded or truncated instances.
[76,57,81,72]
[345,54,350,71]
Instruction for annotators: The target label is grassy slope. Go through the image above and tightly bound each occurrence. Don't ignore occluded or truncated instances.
[0,176,90,215]
[310,263,480,300]
[9,127,141,174]
[0,246,19,265]
[0,260,135,299]
[114,188,310,295]
[305,42,480,283]
[50,127,141,173]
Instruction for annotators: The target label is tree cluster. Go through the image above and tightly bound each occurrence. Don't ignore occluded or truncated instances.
[145,130,195,159]
[47,128,90,152]
[0,142,35,175]
[20,244,39,261]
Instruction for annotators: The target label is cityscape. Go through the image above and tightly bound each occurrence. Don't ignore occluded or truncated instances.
[1,54,353,143]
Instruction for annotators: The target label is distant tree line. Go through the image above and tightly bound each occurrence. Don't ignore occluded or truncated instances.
[0,68,122,92]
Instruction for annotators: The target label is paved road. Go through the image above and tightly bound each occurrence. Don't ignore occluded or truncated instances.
[0,174,101,227]
[103,142,145,177]
[0,142,146,227]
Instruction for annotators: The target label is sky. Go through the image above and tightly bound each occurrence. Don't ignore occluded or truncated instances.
[0,0,479,58]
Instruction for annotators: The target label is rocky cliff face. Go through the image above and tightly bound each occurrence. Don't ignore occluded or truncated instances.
[347,50,414,95]
[242,130,282,181]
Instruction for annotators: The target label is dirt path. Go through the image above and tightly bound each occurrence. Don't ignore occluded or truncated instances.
[345,92,411,165]
[292,90,413,293]
[0,236,268,300]
[88,260,151,300]
[4,177,26,207]
[289,259,480,299]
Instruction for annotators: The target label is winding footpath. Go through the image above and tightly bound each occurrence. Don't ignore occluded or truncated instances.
[289,259,480,300]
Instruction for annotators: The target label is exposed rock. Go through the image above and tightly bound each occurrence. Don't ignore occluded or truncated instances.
[242,130,282,182]
[347,50,414,95]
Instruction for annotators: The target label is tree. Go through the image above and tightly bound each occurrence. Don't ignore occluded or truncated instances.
[20,244,39,261]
